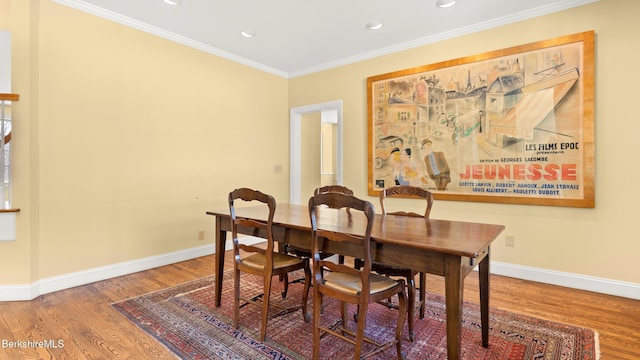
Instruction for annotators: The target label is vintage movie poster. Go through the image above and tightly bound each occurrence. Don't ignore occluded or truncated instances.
[367,31,594,207]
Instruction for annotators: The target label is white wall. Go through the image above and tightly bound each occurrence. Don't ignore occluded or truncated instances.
[0,30,9,92]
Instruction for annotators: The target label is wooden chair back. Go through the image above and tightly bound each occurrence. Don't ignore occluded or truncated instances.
[309,192,374,284]
[229,187,276,262]
[314,185,354,214]
[379,185,433,219]
[313,185,354,196]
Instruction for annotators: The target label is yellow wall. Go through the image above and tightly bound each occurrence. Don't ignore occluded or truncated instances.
[290,0,639,284]
[1,0,289,283]
[1,0,638,290]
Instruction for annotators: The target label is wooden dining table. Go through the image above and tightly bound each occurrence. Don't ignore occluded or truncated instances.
[206,203,505,360]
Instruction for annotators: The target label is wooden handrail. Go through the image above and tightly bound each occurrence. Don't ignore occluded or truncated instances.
[0,93,20,101]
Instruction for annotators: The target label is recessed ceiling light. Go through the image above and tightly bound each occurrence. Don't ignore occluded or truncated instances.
[163,0,182,5]
[240,31,256,38]
[366,21,383,30]
[436,0,456,8]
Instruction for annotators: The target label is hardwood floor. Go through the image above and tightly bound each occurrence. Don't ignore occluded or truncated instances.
[0,253,638,359]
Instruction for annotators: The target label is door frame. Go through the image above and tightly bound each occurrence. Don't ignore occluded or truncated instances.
[290,100,343,204]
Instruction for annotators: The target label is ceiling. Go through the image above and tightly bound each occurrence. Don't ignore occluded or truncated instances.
[53,0,597,78]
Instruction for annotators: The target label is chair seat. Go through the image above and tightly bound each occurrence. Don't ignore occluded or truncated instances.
[323,272,399,295]
[243,252,306,270]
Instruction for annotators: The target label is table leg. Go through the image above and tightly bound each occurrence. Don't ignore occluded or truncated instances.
[444,255,463,360]
[214,216,226,307]
[479,246,490,347]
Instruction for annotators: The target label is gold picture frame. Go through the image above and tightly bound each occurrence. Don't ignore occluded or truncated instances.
[367,31,595,208]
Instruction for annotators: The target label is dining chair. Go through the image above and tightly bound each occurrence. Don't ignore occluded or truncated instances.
[280,185,353,291]
[314,185,354,201]
[294,185,353,257]
[309,192,406,360]
[229,188,311,341]
[373,185,433,342]
[286,185,354,259]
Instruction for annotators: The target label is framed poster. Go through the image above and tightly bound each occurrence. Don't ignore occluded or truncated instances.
[367,31,594,208]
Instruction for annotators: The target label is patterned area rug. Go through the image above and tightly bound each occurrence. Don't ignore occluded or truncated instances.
[112,271,599,359]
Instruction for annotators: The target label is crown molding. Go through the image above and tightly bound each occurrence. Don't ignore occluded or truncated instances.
[50,0,288,78]
[289,0,599,77]
[53,0,598,79]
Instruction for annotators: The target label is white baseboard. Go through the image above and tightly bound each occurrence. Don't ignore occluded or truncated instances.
[225,238,639,300]
[0,244,215,301]
[1,243,637,301]
[491,261,640,300]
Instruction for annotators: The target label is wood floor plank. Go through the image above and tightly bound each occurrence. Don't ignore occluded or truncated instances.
[0,253,637,359]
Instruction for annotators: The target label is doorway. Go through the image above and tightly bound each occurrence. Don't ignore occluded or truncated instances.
[290,100,343,204]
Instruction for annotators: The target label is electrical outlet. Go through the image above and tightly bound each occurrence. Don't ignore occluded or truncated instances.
[505,235,515,247]
[198,230,205,241]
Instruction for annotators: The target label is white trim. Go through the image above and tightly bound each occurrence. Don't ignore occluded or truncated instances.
[51,0,288,78]
[288,0,600,77]
[290,109,302,204]
[0,247,636,301]
[0,245,214,301]
[491,261,640,300]
[290,100,343,205]
[53,0,598,79]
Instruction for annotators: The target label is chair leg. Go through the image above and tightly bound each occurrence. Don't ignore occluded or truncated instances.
[419,272,426,319]
[354,302,368,360]
[260,274,273,341]
[352,259,362,322]
[278,243,287,282]
[406,274,416,342]
[302,261,311,322]
[234,268,240,329]
[281,273,289,298]
[312,291,322,360]
[395,290,407,360]
[341,301,349,336]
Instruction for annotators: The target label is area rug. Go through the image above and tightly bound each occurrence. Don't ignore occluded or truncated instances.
[112,271,599,359]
